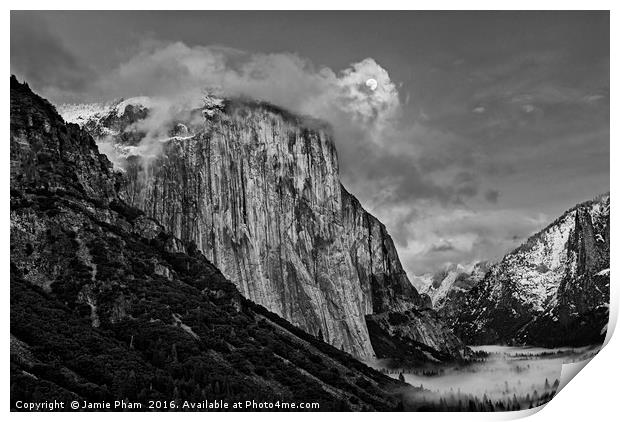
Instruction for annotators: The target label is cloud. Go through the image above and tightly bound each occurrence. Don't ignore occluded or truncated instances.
[42,42,413,188]
[13,34,482,211]
[10,13,95,102]
[484,189,501,203]
[583,94,606,104]
[49,41,475,210]
[83,42,401,129]
[430,239,455,253]
[390,205,551,273]
[522,104,536,113]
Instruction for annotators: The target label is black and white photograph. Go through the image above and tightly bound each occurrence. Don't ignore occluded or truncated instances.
[8,7,613,413]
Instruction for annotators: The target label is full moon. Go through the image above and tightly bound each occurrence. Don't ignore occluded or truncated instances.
[365,78,378,91]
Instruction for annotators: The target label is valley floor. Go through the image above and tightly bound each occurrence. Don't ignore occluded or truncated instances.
[367,344,602,411]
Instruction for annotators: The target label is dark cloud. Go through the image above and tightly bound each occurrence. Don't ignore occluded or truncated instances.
[485,189,501,203]
[344,150,457,205]
[453,171,479,199]
[11,13,96,100]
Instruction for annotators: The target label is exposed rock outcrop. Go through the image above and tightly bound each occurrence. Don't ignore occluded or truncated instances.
[59,95,463,360]
[442,194,610,347]
[420,262,489,309]
[366,309,467,362]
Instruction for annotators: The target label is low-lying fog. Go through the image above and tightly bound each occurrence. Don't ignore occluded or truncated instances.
[367,345,600,410]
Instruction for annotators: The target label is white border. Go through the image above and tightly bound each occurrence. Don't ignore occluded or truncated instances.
[4,3,617,421]
[4,1,618,10]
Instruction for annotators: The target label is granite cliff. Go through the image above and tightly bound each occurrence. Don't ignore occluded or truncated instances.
[59,94,466,360]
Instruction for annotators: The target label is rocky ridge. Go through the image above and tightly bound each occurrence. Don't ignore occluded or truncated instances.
[420,262,490,309]
[441,195,610,347]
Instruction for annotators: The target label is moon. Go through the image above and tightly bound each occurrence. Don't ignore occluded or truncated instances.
[365,78,378,91]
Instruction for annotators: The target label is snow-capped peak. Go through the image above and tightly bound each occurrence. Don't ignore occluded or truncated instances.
[58,96,153,125]
[113,97,153,117]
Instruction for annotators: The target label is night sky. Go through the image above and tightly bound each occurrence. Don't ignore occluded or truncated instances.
[11,11,610,274]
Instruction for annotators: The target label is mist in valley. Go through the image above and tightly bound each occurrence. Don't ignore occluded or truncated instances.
[368,345,601,411]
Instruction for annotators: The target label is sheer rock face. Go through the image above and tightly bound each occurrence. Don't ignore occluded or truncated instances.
[60,98,459,359]
[442,194,610,347]
[366,309,468,362]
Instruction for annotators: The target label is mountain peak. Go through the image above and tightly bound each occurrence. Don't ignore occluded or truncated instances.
[441,194,610,347]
